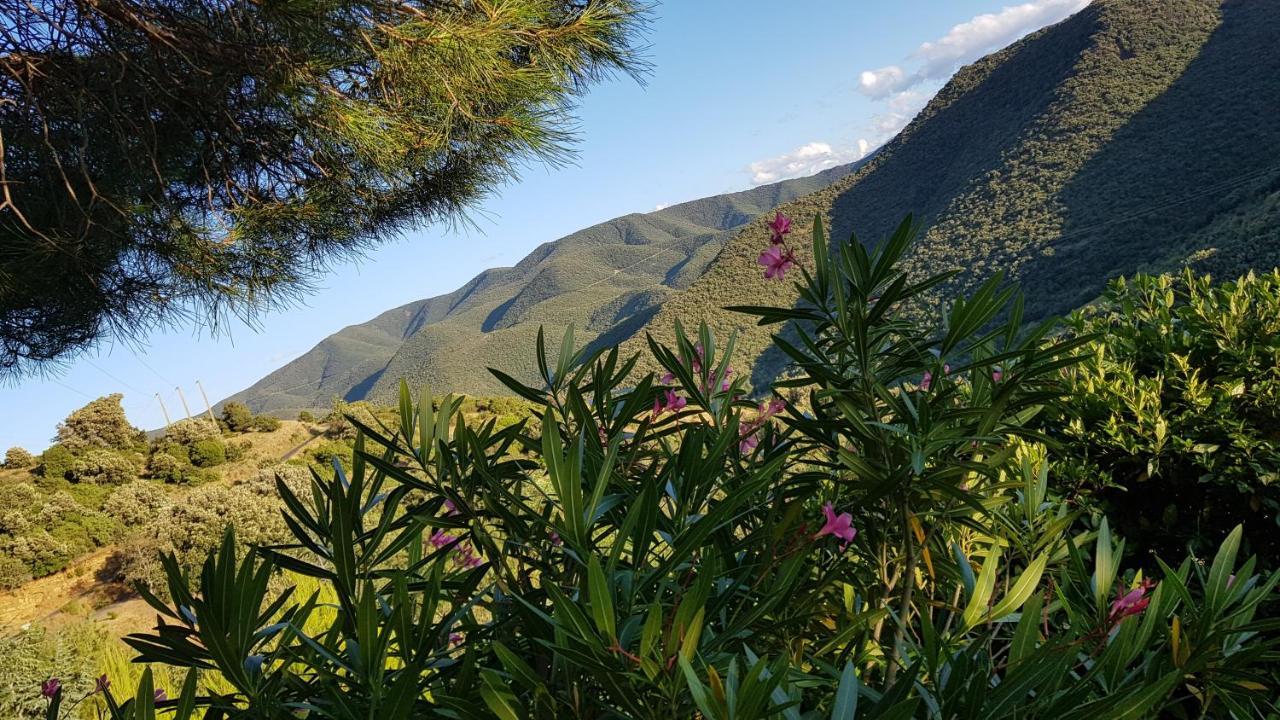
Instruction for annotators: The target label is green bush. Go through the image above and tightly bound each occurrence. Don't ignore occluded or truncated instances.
[249,414,281,432]
[1053,270,1280,564]
[4,447,33,469]
[161,418,220,446]
[113,480,291,596]
[87,217,1280,719]
[37,445,76,481]
[188,438,227,468]
[297,410,315,423]
[224,439,252,463]
[144,451,185,483]
[66,450,138,485]
[219,401,255,433]
[101,481,171,529]
[54,394,142,452]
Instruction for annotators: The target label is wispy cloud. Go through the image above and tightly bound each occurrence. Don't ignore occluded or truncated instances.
[854,0,1088,144]
[743,1,1086,187]
[747,141,871,185]
[858,0,1088,101]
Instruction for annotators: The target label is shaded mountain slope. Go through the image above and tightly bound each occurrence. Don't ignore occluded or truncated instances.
[223,163,859,414]
[627,0,1280,387]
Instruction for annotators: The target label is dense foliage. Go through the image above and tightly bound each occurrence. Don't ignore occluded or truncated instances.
[1050,269,1280,564]
[50,217,1279,719]
[0,0,648,377]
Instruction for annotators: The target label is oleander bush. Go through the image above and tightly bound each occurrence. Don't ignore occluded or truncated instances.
[44,215,1279,720]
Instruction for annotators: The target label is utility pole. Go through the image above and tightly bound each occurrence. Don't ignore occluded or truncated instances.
[155,393,173,427]
[194,380,219,428]
[175,386,192,420]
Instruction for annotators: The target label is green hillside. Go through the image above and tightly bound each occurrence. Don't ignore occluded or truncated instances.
[630,0,1280,385]
[223,163,858,413]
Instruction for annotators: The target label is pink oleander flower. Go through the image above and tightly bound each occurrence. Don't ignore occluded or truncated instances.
[41,679,60,699]
[95,675,110,694]
[816,503,856,550]
[991,369,1003,382]
[660,371,675,385]
[549,529,562,546]
[449,632,464,646]
[429,530,457,549]
[739,433,759,454]
[443,498,459,516]
[767,211,792,244]
[920,371,933,391]
[1109,578,1156,625]
[155,689,168,703]
[762,398,786,417]
[758,245,797,280]
[652,389,687,418]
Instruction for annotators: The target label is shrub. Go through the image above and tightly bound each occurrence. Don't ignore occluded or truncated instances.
[66,450,138,485]
[1053,270,1280,564]
[37,445,75,481]
[250,414,281,432]
[3,447,33,469]
[102,481,171,528]
[225,439,252,463]
[220,401,255,433]
[162,417,220,446]
[113,482,290,596]
[188,438,227,468]
[297,410,315,423]
[91,216,1280,719]
[54,394,141,452]
[144,451,185,483]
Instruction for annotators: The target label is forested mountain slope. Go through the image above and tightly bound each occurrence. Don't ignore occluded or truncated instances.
[223,163,858,413]
[629,0,1280,387]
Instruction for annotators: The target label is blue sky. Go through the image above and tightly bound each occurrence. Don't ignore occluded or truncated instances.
[0,0,1088,452]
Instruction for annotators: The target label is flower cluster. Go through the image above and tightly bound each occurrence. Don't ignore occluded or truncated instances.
[429,529,484,569]
[738,398,786,454]
[757,211,799,280]
[1109,578,1156,626]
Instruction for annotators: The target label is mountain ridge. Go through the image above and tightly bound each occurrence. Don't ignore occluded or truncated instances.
[223,162,861,414]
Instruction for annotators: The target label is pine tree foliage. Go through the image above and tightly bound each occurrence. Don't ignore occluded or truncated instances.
[0,0,648,376]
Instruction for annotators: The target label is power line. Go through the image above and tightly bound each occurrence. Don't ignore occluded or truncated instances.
[84,358,148,396]
[49,377,93,399]
[133,354,174,386]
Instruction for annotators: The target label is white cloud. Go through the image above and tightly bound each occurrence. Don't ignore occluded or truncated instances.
[849,0,1086,146]
[747,141,871,185]
[858,65,909,99]
[654,203,670,211]
[914,0,1088,79]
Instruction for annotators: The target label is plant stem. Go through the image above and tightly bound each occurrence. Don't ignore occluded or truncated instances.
[885,499,919,687]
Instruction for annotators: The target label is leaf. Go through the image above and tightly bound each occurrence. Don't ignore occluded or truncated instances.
[990,554,1048,620]
[962,545,1002,629]
[587,555,617,642]
[831,661,859,720]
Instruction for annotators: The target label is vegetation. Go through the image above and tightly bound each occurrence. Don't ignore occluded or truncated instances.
[1049,269,1280,565]
[224,164,859,415]
[38,217,1279,719]
[4,447,33,469]
[0,0,650,378]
